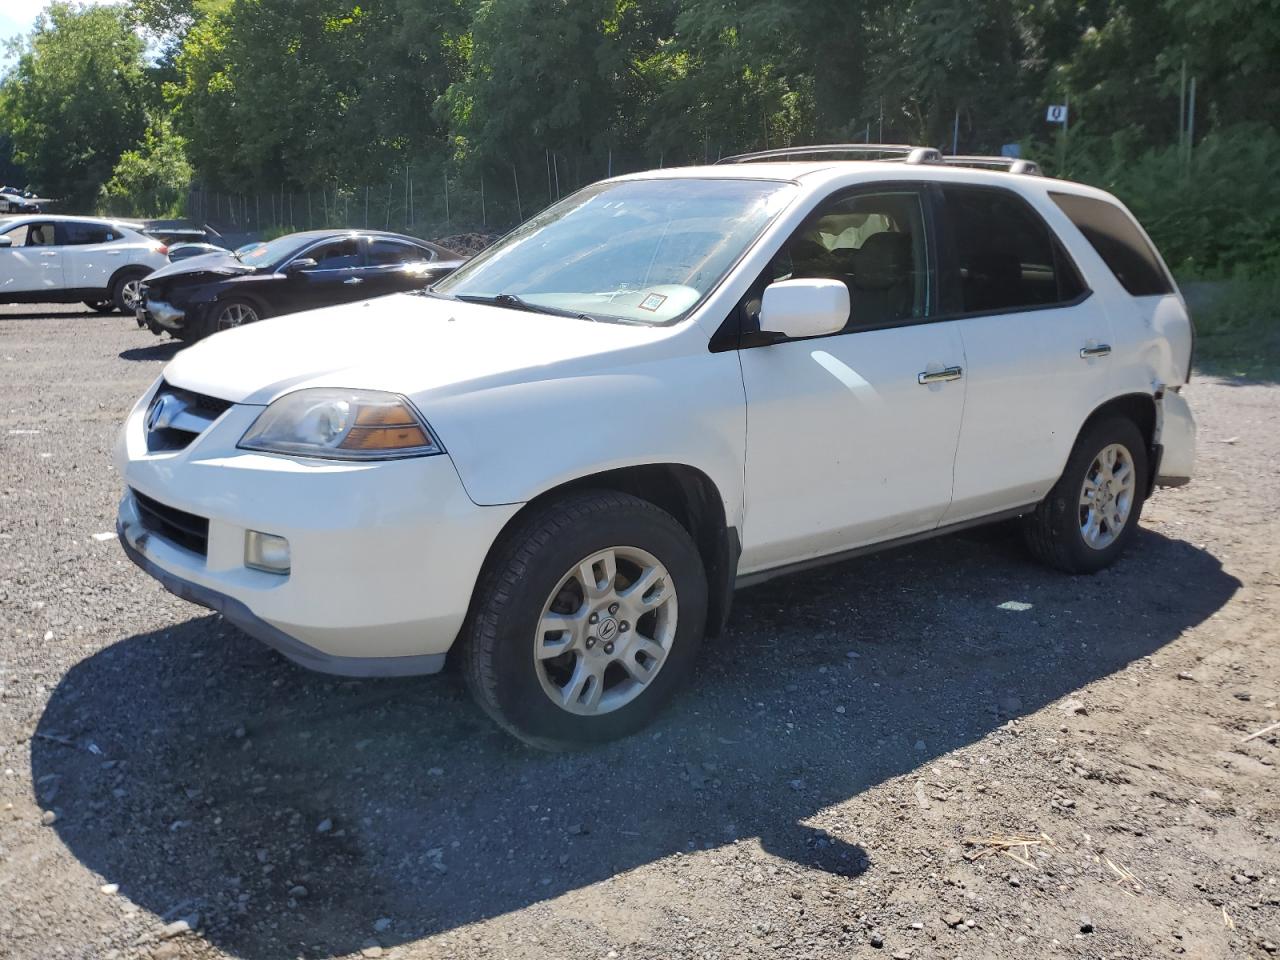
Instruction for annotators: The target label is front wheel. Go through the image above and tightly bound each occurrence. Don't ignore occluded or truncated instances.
[1023,417,1149,574]
[462,490,708,749]
[195,298,261,340]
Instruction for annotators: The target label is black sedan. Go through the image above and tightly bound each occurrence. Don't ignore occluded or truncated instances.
[136,229,465,341]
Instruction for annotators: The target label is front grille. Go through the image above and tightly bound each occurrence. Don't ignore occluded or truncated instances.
[132,489,209,556]
[145,381,234,452]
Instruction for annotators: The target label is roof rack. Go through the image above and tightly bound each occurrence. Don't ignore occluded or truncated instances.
[715,143,1040,175]
[943,155,1041,176]
[716,144,942,165]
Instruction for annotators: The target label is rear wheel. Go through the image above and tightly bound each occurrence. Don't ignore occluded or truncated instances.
[84,300,115,314]
[110,272,147,314]
[1023,417,1148,573]
[462,490,708,749]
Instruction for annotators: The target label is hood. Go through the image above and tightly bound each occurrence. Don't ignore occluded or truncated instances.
[161,293,674,405]
[144,251,253,283]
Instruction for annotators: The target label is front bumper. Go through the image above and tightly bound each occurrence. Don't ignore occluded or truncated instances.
[115,381,520,675]
[138,297,190,335]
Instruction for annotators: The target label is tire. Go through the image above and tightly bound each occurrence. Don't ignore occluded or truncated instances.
[462,490,708,750]
[110,272,148,314]
[1022,416,1149,574]
[195,298,261,340]
[84,300,115,314]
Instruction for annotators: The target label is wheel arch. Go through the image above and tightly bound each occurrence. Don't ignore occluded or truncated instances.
[107,263,152,294]
[470,463,739,641]
[1075,392,1158,493]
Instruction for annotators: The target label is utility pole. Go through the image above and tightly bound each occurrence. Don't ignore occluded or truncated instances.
[951,109,960,155]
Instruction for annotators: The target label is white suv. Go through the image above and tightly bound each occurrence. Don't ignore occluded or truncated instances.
[0,214,169,313]
[114,145,1196,748]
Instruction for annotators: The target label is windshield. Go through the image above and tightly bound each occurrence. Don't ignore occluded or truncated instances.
[235,235,311,267]
[435,177,797,324]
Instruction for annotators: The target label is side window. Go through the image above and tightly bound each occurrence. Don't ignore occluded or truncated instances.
[59,221,116,245]
[2,224,31,246]
[1050,193,1172,296]
[22,223,58,247]
[307,238,362,270]
[772,190,929,331]
[367,239,431,266]
[941,186,1085,314]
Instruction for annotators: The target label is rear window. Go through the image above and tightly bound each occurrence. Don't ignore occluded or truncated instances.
[1050,193,1172,297]
[61,221,118,244]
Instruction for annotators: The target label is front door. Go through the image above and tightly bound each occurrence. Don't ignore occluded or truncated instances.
[285,236,368,313]
[737,186,968,575]
[0,221,64,295]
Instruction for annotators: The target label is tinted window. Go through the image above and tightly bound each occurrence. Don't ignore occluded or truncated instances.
[368,239,430,266]
[307,238,362,270]
[61,221,116,245]
[942,186,1085,314]
[771,190,929,331]
[1050,193,1172,296]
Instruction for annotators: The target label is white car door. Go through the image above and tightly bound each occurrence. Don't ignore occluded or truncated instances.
[936,185,1114,524]
[0,221,65,295]
[737,186,968,575]
[59,220,125,292]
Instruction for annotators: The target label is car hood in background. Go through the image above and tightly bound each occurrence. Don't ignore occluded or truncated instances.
[161,293,673,405]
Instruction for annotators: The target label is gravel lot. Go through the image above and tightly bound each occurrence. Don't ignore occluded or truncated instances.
[1,303,1277,960]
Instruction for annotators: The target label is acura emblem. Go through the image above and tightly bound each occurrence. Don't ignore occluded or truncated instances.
[147,395,178,432]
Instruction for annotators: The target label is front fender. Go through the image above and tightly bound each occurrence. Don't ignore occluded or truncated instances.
[425,351,747,529]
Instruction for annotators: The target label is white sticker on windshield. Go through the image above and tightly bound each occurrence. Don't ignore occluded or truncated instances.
[639,292,668,312]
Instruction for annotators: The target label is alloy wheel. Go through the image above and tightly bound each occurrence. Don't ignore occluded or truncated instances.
[534,546,678,716]
[215,302,259,330]
[121,279,144,310]
[1079,442,1136,550]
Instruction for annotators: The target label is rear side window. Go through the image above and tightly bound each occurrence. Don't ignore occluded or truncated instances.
[367,239,432,266]
[941,186,1086,314]
[60,221,117,245]
[1050,193,1173,296]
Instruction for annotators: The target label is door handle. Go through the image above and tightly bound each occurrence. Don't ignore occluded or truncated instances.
[917,365,963,385]
[39,252,58,258]
[1080,344,1112,359]
[343,277,363,285]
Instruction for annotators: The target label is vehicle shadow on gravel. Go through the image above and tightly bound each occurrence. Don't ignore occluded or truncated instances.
[32,525,1238,958]
[119,341,183,363]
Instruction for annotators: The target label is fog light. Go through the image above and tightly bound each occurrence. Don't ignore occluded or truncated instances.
[245,531,291,574]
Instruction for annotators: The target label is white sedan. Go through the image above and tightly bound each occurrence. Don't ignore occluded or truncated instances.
[115,145,1196,748]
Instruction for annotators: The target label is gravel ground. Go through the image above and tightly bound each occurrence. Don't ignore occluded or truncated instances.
[1,304,1277,960]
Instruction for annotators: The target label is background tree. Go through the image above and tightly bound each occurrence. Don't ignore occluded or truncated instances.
[0,2,149,207]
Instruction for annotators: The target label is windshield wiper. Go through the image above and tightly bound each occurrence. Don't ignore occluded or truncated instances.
[455,293,599,322]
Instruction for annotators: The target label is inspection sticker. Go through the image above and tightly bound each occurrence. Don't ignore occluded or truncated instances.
[638,292,668,312]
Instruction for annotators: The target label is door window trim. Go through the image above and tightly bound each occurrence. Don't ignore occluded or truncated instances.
[712,180,943,352]
[277,235,368,275]
[929,182,1093,323]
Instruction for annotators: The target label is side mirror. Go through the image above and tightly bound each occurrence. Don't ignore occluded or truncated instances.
[758,278,849,339]
[285,257,318,275]
[0,236,12,248]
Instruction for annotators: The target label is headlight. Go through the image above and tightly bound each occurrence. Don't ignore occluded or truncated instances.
[238,388,443,460]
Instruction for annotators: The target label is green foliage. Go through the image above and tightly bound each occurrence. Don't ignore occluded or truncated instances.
[0,3,148,208]
[1048,125,1280,277]
[100,119,194,217]
[1184,277,1280,378]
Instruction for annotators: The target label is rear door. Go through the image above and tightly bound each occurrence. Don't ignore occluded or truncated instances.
[57,220,125,293]
[738,184,969,574]
[360,237,440,298]
[937,184,1113,524]
[0,221,65,294]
